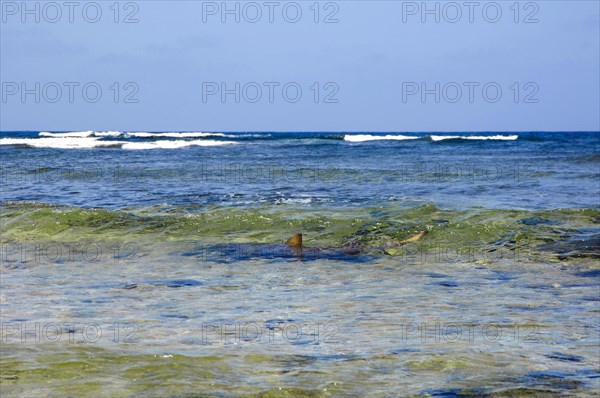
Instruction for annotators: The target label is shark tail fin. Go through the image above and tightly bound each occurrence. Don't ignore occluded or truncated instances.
[399,230,428,244]
[380,230,429,254]
[286,233,303,248]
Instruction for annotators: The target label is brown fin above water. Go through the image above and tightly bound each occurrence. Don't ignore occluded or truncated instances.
[400,230,428,244]
[286,233,303,248]
[285,230,426,253]
[381,230,429,255]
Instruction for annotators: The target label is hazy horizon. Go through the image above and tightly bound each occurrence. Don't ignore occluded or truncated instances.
[2,1,599,132]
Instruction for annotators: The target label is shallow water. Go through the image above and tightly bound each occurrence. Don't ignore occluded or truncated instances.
[1,132,599,396]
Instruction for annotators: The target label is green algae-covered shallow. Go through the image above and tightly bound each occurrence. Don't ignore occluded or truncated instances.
[2,202,598,262]
[1,132,599,396]
[2,202,599,397]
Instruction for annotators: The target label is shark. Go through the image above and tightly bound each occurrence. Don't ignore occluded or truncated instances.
[186,230,429,262]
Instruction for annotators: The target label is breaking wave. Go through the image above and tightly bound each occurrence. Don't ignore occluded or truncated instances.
[0,131,521,149]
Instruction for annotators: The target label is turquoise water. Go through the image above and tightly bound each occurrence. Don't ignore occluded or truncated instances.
[1,132,599,396]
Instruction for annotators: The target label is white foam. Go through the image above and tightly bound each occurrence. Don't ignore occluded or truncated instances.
[344,134,420,142]
[223,134,271,138]
[94,131,124,137]
[430,135,518,141]
[39,131,95,138]
[121,140,237,150]
[127,132,226,138]
[275,198,315,204]
[1,137,238,149]
[0,137,126,149]
[38,131,227,139]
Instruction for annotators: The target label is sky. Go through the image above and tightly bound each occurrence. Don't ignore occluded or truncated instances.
[1,0,599,132]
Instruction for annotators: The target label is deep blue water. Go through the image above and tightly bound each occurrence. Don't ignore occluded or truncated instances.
[1,131,598,211]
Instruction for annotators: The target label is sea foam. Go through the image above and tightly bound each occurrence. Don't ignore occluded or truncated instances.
[120,140,237,150]
[127,132,226,138]
[344,134,420,142]
[430,135,519,141]
[0,137,125,149]
[39,131,95,138]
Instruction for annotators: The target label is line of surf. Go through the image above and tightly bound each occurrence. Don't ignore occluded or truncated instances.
[121,140,237,149]
[38,131,226,138]
[343,134,519,142]
[344,134,421,142]
[0,138,238,149]
[126,132,227,138]
[7,133,520,147]
[0,137,125,149]
[430,135,519,141]
[39,131,97,138]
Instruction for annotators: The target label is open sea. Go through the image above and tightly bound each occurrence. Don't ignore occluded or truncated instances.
[1,131,599,397]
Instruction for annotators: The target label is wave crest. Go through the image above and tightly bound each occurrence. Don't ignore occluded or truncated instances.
[344,134,420,142]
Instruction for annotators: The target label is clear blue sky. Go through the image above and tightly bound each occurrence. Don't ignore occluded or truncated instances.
[1,0,599,132]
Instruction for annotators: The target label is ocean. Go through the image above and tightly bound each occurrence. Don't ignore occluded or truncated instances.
[1,131,599,396]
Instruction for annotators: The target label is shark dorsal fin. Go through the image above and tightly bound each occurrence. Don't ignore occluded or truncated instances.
[286,233,303,247]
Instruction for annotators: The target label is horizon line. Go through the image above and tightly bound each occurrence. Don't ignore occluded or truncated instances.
[1,130,599,134]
